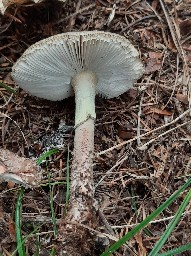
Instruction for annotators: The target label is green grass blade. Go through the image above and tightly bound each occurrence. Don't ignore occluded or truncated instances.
[149,189,191,256]
[65,145,70,214]
[131,185,138,214]
[37,148,59,236]
[158,243,191,256]
[34,231,40,256]
[15,187,26,256]
[50,248,56,256]
[131,185,152,237]
[41,181,65,186]
[0,82,17,94]
[12,225,42,256]
[36,148,59,165]
[101,177,191,256]
[48,172,58,237]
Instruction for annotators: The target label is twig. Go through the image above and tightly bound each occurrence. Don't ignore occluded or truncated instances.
[137,92,144,146]
[0,112,28,148]
[159,0,184,58]
[139,120,191,150]
[58,3,95,23]
[111,210,191,229]
[98,109,190,156]
[95,154,128,188]
[159,0,190,110]
[105,4,116,27]
[122,15,157,32]
[163,54,179,108]
[98,209,115,236]
[69,0,82,27]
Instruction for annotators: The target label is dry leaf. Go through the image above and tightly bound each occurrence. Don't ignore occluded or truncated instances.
[182,42,191,58]
[148,51,163,59]
[176,93,189,104]
[145,58,161,74]
[179,19,191,36]
[0,0,29,14]
[164,0,173,3]
[8,216,16,242]
[151,0,158,10]
[182,0,191,4]
[127,88,139,99]
[144,107,173,116]
[118,130,134,140]
[145,51,162,74]
[0,0,66,14]
[140,29,155,47]
[0,164,6,174]
[118,125,134,140]
[185,52,191,62]
[0,148,41,186]
[135,232,147,256]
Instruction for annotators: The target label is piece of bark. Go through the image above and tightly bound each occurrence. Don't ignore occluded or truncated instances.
[0,148,40,186]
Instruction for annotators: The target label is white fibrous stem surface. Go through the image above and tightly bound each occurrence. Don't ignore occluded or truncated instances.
[67,71,97,223]
[72,71,97,127]
[68,119,94,223]
[70,118,94,222]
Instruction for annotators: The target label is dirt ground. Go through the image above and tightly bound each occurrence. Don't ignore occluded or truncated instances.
[1,0,191,255]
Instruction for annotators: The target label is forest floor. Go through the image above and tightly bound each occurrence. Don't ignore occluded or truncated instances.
[1,0,191,255]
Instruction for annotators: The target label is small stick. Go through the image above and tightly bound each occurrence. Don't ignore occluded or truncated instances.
[112,210,191,229]
[98,109,190,156]
[139,120,191,150]
[137,92,144,146]
[58,3,96,23]
[95,154,128,188]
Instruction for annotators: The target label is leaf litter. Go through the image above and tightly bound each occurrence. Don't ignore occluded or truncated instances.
[0,0,191,255]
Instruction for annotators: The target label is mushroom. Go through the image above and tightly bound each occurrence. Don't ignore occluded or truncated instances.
[12,31,144,253]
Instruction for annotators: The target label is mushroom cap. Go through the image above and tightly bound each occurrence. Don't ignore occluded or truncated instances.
[12,31,144,101]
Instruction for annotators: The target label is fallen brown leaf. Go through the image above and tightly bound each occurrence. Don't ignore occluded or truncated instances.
[8,216,16,242]
[164,0,173,3]
[135,232,147,256]
[0,148,41,186]
[127,88,139,99]
[179,19,191,36]
[0,0,66,14]
[144,107,173,116]
[145,58,161,74]
[0,164,6,174]
[148,51,163,59]
[176,93,189,104]
[145,52,163,74]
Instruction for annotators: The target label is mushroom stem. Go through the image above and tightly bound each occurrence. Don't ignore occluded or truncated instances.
[68,71,97,223]
[72,71,97,127]
[69,118,95,222]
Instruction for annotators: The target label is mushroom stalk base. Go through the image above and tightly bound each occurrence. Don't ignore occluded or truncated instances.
[69,118,94,222]
[58,72,97,255]
[59,118,96,255]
